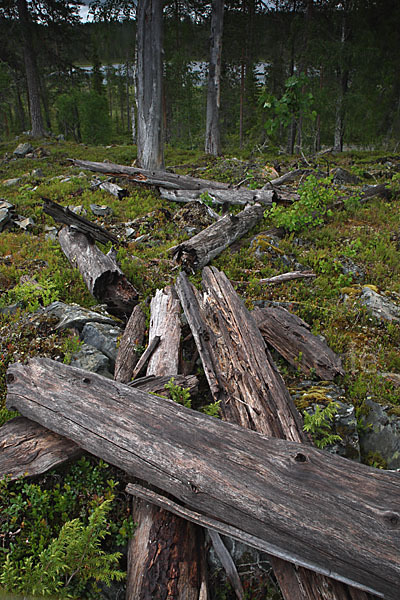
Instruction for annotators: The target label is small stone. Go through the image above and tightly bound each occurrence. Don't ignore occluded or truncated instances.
[68,205,87,216]
[125,227,135,238]
[90,204,112,217]
[3,177,22,187]
[0,200,14,210]
[44,225,58,241]
[31,168,44,178]
[0,208,11,232]
[359,398,400,469]
[15,216,35,231]
[13,142,33,157]
[360,287,400,322]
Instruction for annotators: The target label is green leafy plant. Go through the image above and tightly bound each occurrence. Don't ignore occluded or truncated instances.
[0,278,59,312]
[0,498,124,598]
[265,175,338,233]
[200,400,221,418]
[165,377,192,408]
[303,402,342,449]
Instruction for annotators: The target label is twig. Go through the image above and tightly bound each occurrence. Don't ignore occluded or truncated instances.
[130,335,161,381]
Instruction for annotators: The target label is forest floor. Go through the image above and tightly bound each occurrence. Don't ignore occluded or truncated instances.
[0,137,400,599]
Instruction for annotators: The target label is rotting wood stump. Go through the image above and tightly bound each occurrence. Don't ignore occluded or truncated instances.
[58,226,138,320]
[6,357,400,600]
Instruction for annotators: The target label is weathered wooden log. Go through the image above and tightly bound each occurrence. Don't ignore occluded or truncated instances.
[71,158,230,191]
[43,198,120,246]
[176,268,372,600]
[159,187,274,207]
[130,335,160,381]
[99,181,128,199]
[253,305,344,380]
[6,357,400,599]
[124,286,209,600]
[360,183,391,203]
[0,417,81,481]
[231,270,316,286]
[0,375,196,482]
[114,304,146,383]
[171,203,264,272]
[58,226,138,320]
[264,168,307,188]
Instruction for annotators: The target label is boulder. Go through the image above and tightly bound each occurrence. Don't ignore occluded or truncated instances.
[44,301,117,331]
[332,167,360,185]
[13,142,33,157]
[81,322,123,366]
[3,178,22,187]
[70,343,113,379]
[360,287,400,322]
[359,398,400,469]
[90,204,112,217]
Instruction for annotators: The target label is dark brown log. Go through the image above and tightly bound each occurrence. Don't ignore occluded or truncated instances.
[126,286,209,600]
[159,187,274,207]
[43,198,120,246]
[253,305,344,380]
[176,268,372,600]
[0,417,81,481]
[58,226,138,320]
[114,304,146,384]
[6,357,400,599]
[71,158,230,191]
[171,203,264,272]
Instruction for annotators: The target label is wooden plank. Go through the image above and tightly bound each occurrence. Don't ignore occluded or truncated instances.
[253,305,344,380]
[170,203,264,272]
[6,357,400,599]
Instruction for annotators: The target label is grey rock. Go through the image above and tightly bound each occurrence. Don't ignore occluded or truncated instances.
[90,203,112,217]
[0,208,11,232]
[44,301,117,331]
[3,177,22,187]
[359,398,400,469]
[56,134,65,141]
[15,216,35,230]
[339,257,365,282]
[332,167,360,185]
[68,205,87,216]
[184,226,198,236]
[81,321,123,366]
[70,343,113,378]
[125,226,135,238]
[31,168,44,178]
[0,200,15,210]
[13,142,33,157]
[44,225,58,241]
[360,287,400,322]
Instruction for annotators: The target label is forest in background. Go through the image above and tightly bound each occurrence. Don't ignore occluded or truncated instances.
[1,0,400,154]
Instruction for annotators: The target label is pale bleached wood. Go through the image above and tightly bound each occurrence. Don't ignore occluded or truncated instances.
[176,267,374,600]
[6,357,400,599]
[160,187,274,207]
[127,285,209,600]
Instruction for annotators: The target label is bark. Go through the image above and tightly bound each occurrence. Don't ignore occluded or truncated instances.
[175,268,374,600]
[71,158,230,191]
[6,357,399,599]
[136,0,164,170]
[170,203,264,272]
[114,304,146,384]
[0,417,81,481]
[205,0,224,156]
[126,286,209,600]
[43,198,120,246]
[58,226,138,320]
[253,305,344,380]
[16,0,45,137]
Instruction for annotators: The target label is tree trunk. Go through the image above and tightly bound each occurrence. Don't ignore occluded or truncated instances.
[16,0,45,137]
[136,0,164,169]
[126,286,209,600]
[205,0,224,156]
[175,267,376,600]
[7,357,399,599]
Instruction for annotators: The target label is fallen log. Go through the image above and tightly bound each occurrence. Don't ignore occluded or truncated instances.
[114,304,146,383]
[159,187,274,207]
[99,180,128,199]
[6,357,400,599]
[121,287,210,600]
[170,203,264,272]
[175,268,371,600]
[264,168,307,188]
[43,198,120,246]
[71,158,230,191]
[58,226,138,320]
[253,305,344,380]
[0,417,81,481]
[0,375,197,482]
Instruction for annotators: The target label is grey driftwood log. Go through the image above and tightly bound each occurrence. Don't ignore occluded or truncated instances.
[159,187,274,207]
[175,267,372,600]
[58,226,138,320]
[43,198,120,246]
[171,203,264,272]
[114,304,146,383]
[0,375,196,482]
[125,286,209,600]
[6,357,400,599]
[253,305,344,380]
